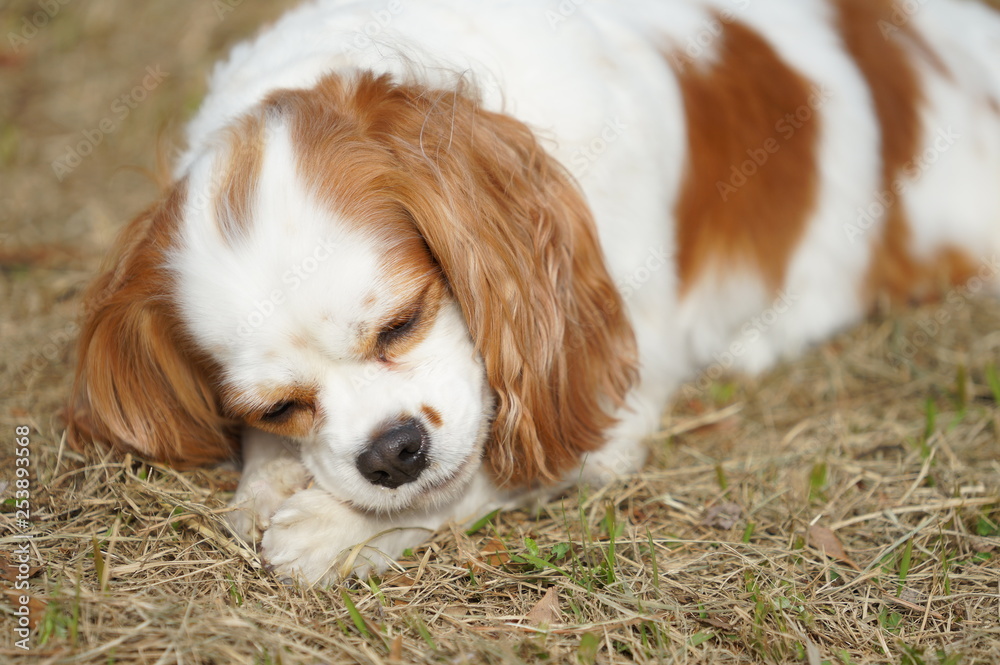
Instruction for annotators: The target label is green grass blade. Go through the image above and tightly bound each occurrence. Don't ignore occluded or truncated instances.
[340,590,371,639]
[465,508,500,536]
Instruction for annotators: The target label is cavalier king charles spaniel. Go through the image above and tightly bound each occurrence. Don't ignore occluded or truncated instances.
[68,0,1000,584]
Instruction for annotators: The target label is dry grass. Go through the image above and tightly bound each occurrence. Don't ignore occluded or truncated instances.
[2,1,999,663]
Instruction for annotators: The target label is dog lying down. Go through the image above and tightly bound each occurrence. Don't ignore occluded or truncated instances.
[68,0,1000,584]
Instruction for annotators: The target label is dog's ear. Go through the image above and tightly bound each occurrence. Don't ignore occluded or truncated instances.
[67,184,238,467]
[355,74,638,486]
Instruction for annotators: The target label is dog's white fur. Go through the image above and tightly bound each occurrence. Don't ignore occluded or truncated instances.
[72,0,1000,584]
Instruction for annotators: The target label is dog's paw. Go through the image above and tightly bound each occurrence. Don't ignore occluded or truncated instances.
[260,489,401,585]
[225,458,310,543]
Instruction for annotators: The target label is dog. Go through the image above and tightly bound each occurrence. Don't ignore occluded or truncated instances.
[68,0,1000,584]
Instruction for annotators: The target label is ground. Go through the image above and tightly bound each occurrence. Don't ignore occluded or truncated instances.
[1,1,999,663]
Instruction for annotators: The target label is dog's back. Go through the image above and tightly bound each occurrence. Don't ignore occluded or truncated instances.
[183,0,1000,387]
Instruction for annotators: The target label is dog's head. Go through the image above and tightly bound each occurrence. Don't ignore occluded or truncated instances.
[68,73,637,512]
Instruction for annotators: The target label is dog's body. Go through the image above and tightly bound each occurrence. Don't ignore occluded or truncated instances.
[70,0,1000,583]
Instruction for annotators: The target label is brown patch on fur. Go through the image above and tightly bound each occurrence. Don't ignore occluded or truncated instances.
[420,404,443,429]
[268,73,638,486]
[225,384,319,438]
[988,97,1000,116]
[260,78,441,273]
[215,113,266,244]
[837,0,976,303]
[919,247,982,294]
[670,20,820,295]
[67,182,239,467]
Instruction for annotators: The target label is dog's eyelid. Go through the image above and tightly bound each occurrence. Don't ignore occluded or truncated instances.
[260,400,296,422]
[372,293,431,362]
[382,307,420,334]
[228,384,319,426]
[378,289,429,337]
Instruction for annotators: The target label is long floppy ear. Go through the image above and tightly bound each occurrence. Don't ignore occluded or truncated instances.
[67,183,238,467]
[352,74,638,486]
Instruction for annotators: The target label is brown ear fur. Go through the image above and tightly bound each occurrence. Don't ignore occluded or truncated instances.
[340,74,638,486]
[67,183,238,467]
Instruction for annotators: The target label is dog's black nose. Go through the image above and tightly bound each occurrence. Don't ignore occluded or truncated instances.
[356,418,428,489]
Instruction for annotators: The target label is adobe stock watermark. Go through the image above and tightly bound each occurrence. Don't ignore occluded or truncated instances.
[338,0,404,54]
[716,83,833,201]
[877,0,930,39]
[545,0,590,31]
[213,0,244,20]
[51,65,169,181]
[666,0,752,67]
[887,254,1000,367]
[843,126,960,244]
[12,426,34,651]
[234,237,340,339]
[569,117,628,179]
[682,288,801,398]
[6,0,73,53]
[617,246,669,302]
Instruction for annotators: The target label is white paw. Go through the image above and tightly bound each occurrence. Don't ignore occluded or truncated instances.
[576,438,648,486]
[260,489,412,585]
[226,458,310,543]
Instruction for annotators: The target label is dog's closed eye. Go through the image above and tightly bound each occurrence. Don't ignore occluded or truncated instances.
[251,397,316,436]
[260,400,298,423]
[374,305,424,362]
[223,386,319,438]
[379,309,420,343]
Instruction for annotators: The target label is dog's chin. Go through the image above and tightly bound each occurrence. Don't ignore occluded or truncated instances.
[308,444,485,517]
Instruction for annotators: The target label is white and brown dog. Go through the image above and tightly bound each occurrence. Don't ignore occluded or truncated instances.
[69,0,1000,584]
